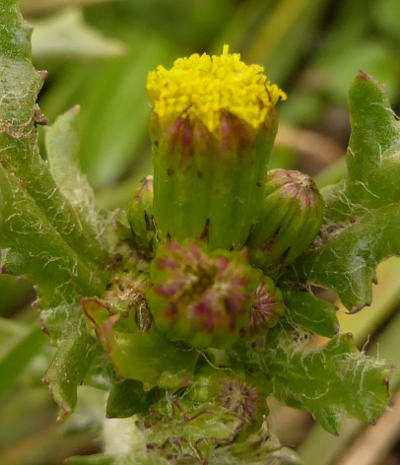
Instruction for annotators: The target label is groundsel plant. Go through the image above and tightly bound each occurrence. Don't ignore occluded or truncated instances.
[2,1,400,464]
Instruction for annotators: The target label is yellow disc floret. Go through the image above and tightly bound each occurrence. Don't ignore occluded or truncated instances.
[147,44,287,135]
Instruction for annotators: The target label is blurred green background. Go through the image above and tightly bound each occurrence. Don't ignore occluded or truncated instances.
[2,0,400,463]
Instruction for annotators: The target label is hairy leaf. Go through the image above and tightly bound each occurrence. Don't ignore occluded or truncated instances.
[44,331,98,421]
[41,301,84,342]
[0,164,105,306]
[0,0,110,272]
[45,105,112,258]
[282,288,338,337]
[232,326,390,434]
[293,73,400,310]
[296,203,400,310]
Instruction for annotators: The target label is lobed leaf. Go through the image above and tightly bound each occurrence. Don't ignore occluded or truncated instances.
[293,73,400,310]
[232,326,390,434]
[0,163,105,306]
[0,0,111,276]
[282,288,338,337]
[44,331,99,421]
[296,203,400,310]
[45,105,112,258]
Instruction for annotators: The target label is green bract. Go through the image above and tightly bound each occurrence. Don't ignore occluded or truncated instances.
[248,169,324,272]
[151,114,278,250]
[128,175,156,256]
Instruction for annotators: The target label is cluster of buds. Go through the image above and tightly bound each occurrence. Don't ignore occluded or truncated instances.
[126,46,324,352]
[87,47,325,419]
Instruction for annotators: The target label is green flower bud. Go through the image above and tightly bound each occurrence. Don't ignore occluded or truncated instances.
[128,176,155,256]
[188,367,267,433]
[147,46,286,249]
[244,275,285,336]
[134,368,268,462]
[147,241,259,348]
[248,169,324,271]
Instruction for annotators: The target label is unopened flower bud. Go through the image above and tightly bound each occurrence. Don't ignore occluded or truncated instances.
[147,241,259,348]
[188,367,267,436]
[248,169,323,271]
[136,368,267,460]
[245,275,284,336]
[147,45,286,249]
[128,176,155,255]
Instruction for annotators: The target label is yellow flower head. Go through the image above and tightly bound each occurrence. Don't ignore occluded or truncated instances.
[147,45,287,135]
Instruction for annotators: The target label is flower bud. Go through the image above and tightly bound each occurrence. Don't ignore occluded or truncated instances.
[147,241,259,348]
[245,275,284,336]
[135,367,268,461]
[147,45,286,249]
[248,169,324,271]
[188,367,267,436]
[128,176,155,255]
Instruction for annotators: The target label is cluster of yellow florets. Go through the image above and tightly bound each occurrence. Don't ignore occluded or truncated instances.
[147,45,287,135]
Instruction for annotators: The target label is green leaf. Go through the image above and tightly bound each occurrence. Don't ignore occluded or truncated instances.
[0,0,43,132]
[45,105,112,260]
[0,0,111,273]
[106,379,161,418]
[0,164,105,306]
[292,73,400,310]
[0,323,46,398]
[346,72,400,204]
[44,331,98,421]
[83,298,198,390]
[282,288,338,337]
[322,72,400,222]
[233,326,390,434]
[41,301,83,342]
[297,202,400,311]
[31,8,126,61]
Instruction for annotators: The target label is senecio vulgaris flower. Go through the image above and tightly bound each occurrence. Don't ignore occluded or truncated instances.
[248,169,324,271]
[147,241,260,348]
[147,45,286,249]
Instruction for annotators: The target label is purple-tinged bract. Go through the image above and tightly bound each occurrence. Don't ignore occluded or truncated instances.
[148,241,259,348]
[248,169,324,271]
